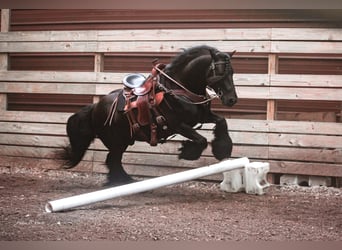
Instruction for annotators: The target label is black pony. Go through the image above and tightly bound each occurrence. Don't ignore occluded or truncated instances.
[61,45,238,185]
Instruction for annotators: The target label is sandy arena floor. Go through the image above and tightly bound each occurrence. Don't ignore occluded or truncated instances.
[0,167,341,241]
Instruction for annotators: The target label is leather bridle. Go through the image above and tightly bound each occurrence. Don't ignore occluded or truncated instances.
[153,53,232,105]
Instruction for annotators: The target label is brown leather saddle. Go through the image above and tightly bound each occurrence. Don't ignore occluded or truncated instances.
[122,64,167,146]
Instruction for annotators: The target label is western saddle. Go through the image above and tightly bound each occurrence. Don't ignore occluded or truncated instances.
[122,64,168,146]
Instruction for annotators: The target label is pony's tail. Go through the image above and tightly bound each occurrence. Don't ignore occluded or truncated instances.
[59,104,96,168]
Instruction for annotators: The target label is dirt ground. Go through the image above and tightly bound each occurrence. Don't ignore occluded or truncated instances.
[0,166,341,241]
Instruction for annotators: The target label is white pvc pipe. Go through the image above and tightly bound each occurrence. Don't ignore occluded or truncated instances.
[45,157,249,213]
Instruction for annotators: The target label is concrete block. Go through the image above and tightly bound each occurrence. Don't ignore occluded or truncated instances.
[244,162,270,195]
[280,174,332,187]
[309,176,332,187]
[220,168,245,193]
[220,162,270,195]
[280,174,309,186]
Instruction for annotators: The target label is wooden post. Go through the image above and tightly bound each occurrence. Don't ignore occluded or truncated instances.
[0,54,8,71]
[1,9,10,32]
[93,53,104,103]
[0,9,10,111]
[267,54,278,120]
[0,9,10,70]
[94,53,104,72]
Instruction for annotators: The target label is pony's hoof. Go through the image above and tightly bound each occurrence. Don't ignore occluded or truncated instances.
[178,140,203,160]
[104,176,136,187]
[211,136,233,161]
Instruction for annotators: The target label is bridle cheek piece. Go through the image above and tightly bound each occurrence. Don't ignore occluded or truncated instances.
[206,55,231,96]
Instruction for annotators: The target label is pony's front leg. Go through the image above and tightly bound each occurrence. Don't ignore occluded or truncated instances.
[176,123,208,160]
[208,112,233,160]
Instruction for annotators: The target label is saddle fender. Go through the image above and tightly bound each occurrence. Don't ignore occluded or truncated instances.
[125,91,164,126]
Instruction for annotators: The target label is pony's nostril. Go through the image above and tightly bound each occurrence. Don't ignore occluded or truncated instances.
[229,98,237,105]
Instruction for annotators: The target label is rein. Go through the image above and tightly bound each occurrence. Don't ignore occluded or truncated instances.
[153,65,218,105]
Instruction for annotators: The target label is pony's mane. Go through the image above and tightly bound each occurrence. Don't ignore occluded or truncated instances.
[166,45,218,74]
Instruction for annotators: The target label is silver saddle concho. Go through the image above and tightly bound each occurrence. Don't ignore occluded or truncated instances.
[122,73,147,89]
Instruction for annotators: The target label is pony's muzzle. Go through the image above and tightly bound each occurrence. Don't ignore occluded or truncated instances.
[228,97,237,106]
[221,95,237,107]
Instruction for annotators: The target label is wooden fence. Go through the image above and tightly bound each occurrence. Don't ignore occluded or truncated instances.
[0,9,341,183]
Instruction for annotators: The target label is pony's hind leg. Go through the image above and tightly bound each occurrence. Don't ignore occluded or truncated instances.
[104,148,135,186]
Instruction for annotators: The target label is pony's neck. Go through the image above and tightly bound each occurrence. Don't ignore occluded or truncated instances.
[165,54,212,95]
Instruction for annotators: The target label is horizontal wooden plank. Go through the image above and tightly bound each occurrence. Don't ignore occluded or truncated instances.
[2,39,342,55]
[0,82,122,96]
[269,147,342,164]
[237,86,342,101]
[122,164,223,181]
[1,71,340,91]
[268,133,342,148]
[277,111,337,123]
[269,160,342,177]
[1,154,340,180]
[1,113,341,137]
[269,87,342,101]
[0,144,59,159]
[2,81,341,100]
[1,28,341,42]
[95,133,269,155]
[271,41,342,54]
[120,163,225,182]
[235,86,268,99]
[0,29,272,42]
[0,155,93,172]
[122,153,217,169]
[225,119,342,135]
[0,154,222,181]
[233,74,269,86]
[0,71,269,88]
[270,74,342,87]
[0,30,99,42]
[99,132,342,155]
[0,133,67,148]
[98,29,272,41]
[0,144,95,162]
[0,40,271,53]
[87,145,342,168]
[3,130,340,160]
[0,139,268,169]
[0,121,66,135]
[0,110,71,123]
[95,145,269,168]
[0,82,96,95]
[271,28,342,41]
[0,41,97,53]
[0,71,129,83]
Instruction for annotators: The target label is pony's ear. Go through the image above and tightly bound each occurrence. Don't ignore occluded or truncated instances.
[229,50,237,58]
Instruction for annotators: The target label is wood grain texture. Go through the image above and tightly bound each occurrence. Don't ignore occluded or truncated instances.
[1,23,341,179]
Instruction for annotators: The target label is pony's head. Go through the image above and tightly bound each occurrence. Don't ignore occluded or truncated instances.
[206,49,238,107]
[166,45,238,107]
